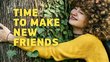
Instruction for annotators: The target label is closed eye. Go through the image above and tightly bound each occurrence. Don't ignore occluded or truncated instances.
[74,7,78,10]
[79,11,84,15]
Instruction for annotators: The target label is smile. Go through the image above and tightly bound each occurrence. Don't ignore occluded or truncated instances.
[70,16,78,21]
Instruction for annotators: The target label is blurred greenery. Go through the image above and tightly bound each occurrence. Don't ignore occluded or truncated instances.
[26,50,39,58]
[6,50,17,60]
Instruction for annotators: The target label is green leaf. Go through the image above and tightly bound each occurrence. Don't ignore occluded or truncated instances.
[59,6,64,10]
[49,9,58,17]
[37,27,45,34]
[59,0,64,5]
[63,31,67,34]
[61,25,65,32]
[7,50,17,59]
[49,9,56,14]
[56,8,60,13]
[44,14,52,18]
[26,50,39,58]
[44,10,51,14]
[61,20,67,25]
[55,28,60,31]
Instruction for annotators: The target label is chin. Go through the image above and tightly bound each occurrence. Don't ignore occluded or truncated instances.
[69,20,75,26]
[69,22,82,28]
[69,22,75,27]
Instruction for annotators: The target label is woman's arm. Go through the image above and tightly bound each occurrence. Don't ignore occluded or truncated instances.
[0,23,109,62]
[8,33,109,62]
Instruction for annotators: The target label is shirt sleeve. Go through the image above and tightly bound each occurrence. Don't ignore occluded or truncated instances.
[16,34,109,62]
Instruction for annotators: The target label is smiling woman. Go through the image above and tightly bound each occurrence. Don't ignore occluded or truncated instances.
[69,7,88,34]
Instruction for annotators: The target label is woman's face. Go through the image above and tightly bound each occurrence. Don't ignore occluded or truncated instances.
[69,7,88,28]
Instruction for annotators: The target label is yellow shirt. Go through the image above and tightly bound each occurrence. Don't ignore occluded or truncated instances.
[17,34,109,62]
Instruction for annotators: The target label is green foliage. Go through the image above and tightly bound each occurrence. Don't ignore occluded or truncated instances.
[26,50,39,58]
[6,50,17,60]
[37,0,73,43]
[35,0,84,61]
[34,0,79,62]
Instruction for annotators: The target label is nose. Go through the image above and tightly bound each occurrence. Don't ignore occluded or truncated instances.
[73,12,77,16]
[71,10,77,16]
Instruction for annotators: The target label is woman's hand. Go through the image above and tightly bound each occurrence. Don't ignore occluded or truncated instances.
[0,23,11,42]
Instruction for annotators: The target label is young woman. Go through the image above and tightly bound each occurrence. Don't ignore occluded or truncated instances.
[0,0,110,62]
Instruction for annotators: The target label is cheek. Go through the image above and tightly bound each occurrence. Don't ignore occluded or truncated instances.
[68,19,74,25]
[68,14,88,28]
[79,15,86,21]
[78,15,87,27]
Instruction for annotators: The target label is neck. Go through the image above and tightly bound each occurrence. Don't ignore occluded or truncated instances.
[73,27,83,35]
